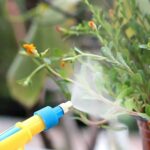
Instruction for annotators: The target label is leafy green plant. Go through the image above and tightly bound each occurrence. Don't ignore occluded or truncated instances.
[18,0,150,123]
[61,0,150,120]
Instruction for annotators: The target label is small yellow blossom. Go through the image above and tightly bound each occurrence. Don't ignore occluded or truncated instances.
[23,43,38,55]
[88,21,97,30]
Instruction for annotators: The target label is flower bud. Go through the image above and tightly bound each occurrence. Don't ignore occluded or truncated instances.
[88,21,97,30]
[23,43,38,56]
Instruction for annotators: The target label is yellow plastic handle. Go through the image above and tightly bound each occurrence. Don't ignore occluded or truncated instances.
[0,115,45,150]
[18,147,24,150]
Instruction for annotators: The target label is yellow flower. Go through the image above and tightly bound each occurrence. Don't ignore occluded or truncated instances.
[23,43,38,55]
[88,21,97,30]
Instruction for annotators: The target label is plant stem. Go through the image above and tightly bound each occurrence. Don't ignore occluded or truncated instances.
[45,63,74,83]
[64,52,134,75]
[28,64,46,80]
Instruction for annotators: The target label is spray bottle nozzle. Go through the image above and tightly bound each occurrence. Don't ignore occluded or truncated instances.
[59,101,73,113]
[0,101,73,150]
[34,101,73,130]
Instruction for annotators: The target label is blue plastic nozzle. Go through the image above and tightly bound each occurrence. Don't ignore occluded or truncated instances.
[0,101,72,141]
[34,106,64,130]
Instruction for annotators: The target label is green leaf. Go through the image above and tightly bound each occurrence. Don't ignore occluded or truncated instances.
[7,55,46,108]
[101,46,115,60]
[132,72,143,84]
[124,98,136,111]
[145,105,150,116]
[117,52,128,67]
[117,87,133,99]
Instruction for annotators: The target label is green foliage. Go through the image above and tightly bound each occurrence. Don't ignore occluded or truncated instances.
[7,2,72,108]
[145,105,150,116]
[60,0,150,119]
[10,0,150,121]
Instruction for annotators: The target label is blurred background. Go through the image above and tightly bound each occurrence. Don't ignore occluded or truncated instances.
[0,0,145,149]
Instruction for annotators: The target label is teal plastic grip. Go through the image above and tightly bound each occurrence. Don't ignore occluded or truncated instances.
[0,126,20,141]
[34,106,64,130]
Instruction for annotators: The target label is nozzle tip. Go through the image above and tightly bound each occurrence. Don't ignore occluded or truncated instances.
[59,101,73,113]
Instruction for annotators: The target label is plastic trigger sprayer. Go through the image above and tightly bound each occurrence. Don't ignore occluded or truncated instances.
[0,101,73,150]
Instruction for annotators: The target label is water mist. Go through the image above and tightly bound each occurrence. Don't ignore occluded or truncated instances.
[70,59,124,119]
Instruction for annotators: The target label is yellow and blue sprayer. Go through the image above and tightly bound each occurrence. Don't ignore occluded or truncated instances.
[0,101,72,150]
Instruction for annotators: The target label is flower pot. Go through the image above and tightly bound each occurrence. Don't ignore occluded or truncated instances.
[138,120,150,150]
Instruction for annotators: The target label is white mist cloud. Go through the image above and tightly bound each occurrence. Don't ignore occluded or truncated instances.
[70,59,123,119]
